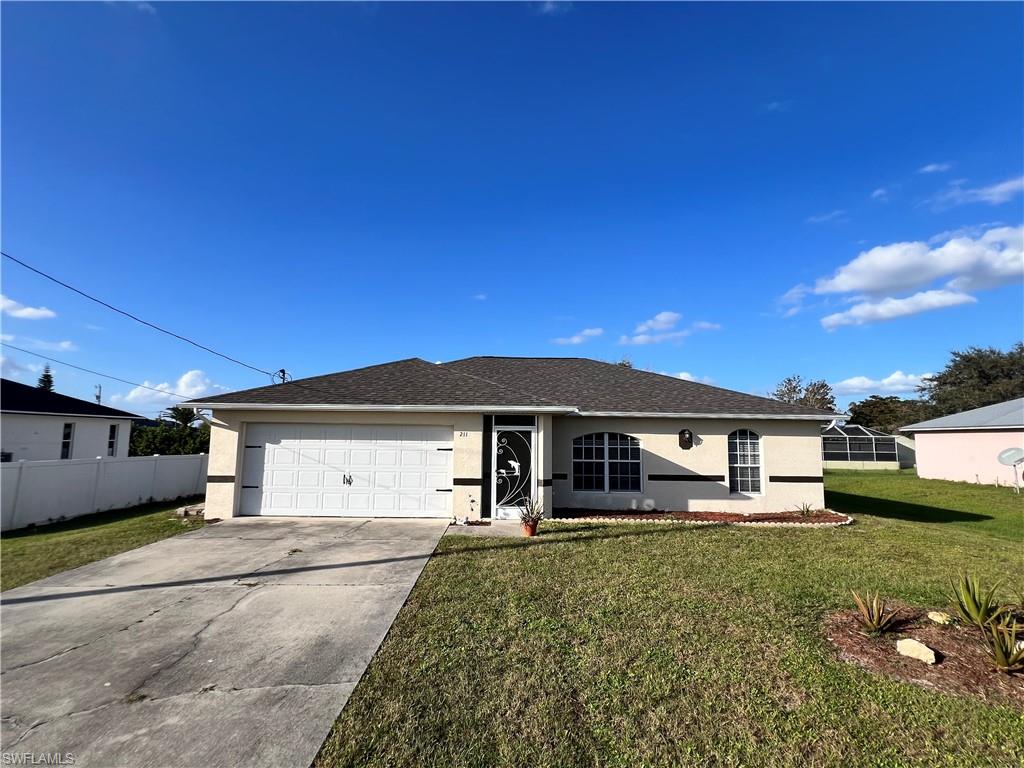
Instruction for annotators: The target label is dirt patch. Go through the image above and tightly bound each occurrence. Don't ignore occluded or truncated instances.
[553,509,850,525]
[826,608,1024,708]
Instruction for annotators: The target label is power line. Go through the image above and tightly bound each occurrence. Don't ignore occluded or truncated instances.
[2,343,193,401]
[2,250,280,379]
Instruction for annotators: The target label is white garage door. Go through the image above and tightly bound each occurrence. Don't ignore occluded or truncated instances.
[240,424,453,518]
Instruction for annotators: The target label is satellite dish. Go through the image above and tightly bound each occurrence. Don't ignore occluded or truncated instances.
[998,447,1024,466]
[997,446,1024,494]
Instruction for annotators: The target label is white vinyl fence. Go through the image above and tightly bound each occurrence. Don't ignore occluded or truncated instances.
[1,454,208,532]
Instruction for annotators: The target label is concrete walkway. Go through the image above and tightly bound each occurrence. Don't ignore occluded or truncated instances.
[0,517,448,768]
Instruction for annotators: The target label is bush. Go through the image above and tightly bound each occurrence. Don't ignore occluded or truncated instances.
[851,590,902,635]
[981,613,1024,673]
[950,573,1003,630]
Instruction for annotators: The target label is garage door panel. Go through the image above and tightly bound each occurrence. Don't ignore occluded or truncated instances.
[240,423,453,518]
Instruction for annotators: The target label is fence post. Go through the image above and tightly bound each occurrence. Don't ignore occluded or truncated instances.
[90,457,103,513]
[150,455,160,502]
[8,460,26,531]
[193,453,206,496]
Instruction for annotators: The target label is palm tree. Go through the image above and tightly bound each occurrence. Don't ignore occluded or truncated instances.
[160,406,201,429]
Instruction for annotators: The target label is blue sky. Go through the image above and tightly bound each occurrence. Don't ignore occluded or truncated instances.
[2,1,1022,415]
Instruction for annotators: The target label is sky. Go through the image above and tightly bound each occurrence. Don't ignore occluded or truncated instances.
[2,1,1022,416]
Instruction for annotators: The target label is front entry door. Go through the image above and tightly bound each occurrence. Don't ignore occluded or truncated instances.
[493,428,535,520]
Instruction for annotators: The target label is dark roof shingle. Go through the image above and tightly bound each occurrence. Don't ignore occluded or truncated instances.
[185,356,839,418]
[1,378,141,419]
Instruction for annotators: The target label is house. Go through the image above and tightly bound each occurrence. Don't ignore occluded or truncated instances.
[0,378,139,462]
[821,423,914,470]
[901,397,1024,486]
[182,357,844,521]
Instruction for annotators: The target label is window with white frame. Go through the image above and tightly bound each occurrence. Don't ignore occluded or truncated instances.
[60,423,75,460]
[572,432,641,492]
[107,424,119,457]
[728,429,761,494]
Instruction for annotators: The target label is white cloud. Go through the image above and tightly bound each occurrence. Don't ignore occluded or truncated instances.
[762,101,791,113]
[135,2,156,13]
[0,334,14,342]
[870,187,890,202]
[635,311,682,333]
[472,293,487,301]
[537,0,571,14]
[931,176,1024,209]
[675,371,715,385]
[814,225,1023,295]
[110,370,224,407]
[807,209,847,224]
[1,295,56,320]
[918,162,952,174]
[23,338,77,352]
[620,313,720,345]
[833,370,933,396]
[821,290,976,330]
[552,327,603,345]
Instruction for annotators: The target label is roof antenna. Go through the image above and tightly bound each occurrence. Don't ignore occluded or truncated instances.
[272,369,292,384]
[95,384,102,404]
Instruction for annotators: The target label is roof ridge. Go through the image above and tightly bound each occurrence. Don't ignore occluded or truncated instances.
[437,361,564,406]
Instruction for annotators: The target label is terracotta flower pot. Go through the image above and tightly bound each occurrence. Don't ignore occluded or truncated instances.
[521,520,538,537]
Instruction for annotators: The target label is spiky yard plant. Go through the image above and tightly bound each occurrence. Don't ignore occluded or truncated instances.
[950,573,1003,630]
[981,612,1024,674]
[851,590,903,636]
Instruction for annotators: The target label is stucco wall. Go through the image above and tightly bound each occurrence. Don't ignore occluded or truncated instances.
[914,429,1024,486]
[1,413,132,461]
[552,416,826,513]
[205,410,484,520]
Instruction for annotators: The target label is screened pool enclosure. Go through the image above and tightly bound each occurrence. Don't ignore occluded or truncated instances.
[821,424,899,465]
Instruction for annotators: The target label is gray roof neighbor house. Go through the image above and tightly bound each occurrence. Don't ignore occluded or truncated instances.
[901,397,1024,432]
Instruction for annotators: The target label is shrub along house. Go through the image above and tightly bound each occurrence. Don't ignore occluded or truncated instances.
[182,357,844,521]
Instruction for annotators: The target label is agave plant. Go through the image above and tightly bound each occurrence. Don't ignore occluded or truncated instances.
[851,590,902,635]
[982,613,1024,673]
[950,573,1003,630]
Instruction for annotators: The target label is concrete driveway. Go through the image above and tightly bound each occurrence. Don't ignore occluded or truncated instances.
[0,517,448,768]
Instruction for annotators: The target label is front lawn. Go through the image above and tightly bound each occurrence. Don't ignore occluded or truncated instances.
[316,472,1023,768]
[0,498,204,591]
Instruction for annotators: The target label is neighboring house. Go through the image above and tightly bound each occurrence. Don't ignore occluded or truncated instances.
[821,423,914,470]
[0,378,139,462]
[183,357,843,521]
[901,398,1024,486]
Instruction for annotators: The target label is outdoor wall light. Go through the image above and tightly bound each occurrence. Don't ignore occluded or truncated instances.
[679,429,694,450]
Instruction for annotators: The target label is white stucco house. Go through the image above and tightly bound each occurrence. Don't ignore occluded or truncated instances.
[901,398,1024,486]
[183,357,845,521]
[0,378,139,462]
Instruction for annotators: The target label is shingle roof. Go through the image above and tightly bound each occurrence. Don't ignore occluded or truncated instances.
[444,357,839,417]
[184,356,840,419]
[1,378,140,419]
[901,397,1024,432]
[184,358,565,409]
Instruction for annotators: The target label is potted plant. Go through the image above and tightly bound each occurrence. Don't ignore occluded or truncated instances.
[518,497,545,537]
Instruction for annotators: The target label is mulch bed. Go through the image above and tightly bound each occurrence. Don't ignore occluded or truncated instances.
[552,509,851,525]
[826,607,1024,708]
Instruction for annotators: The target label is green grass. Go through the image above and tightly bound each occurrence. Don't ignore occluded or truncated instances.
[316,472,1024,768]
[1,497,204,591]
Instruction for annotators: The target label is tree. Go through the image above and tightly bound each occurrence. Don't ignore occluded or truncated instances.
[847,395,935,435]
[919,343,1024,416]
[160,406,202,429]
[130,422,210,457]
[771,375,836,411]
[37,364,54,392]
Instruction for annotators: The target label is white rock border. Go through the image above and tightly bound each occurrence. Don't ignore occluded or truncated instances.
[550,510,854,528]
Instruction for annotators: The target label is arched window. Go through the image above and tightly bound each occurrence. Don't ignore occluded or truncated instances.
[572,432,641,492]
[728,429,761,494]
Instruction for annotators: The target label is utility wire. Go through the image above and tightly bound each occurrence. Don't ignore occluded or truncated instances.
[2,250,279,379]
[2,343,193,401]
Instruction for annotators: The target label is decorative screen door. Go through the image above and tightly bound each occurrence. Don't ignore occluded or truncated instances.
[492,428,535,519]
